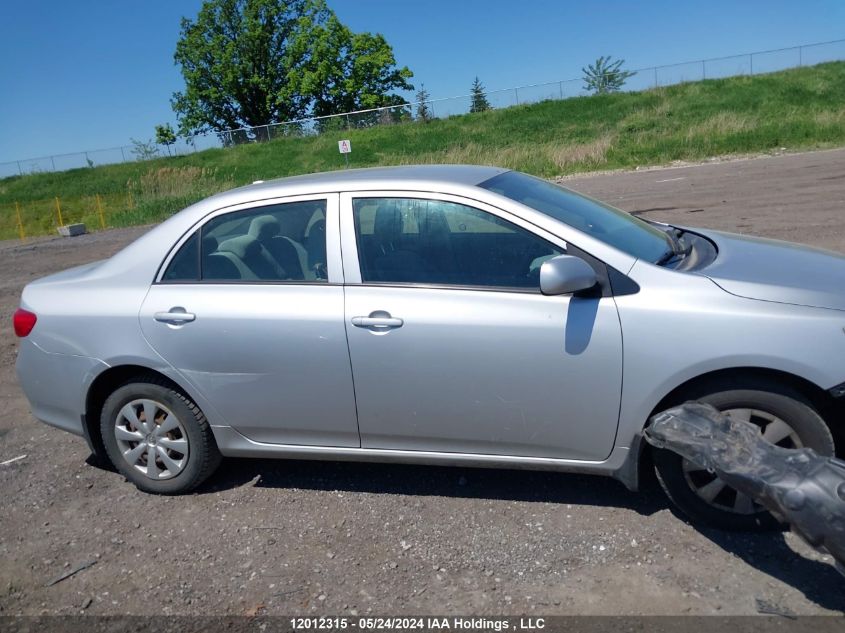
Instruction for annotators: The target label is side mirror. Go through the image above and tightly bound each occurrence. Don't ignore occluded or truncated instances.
[540,255,598,296]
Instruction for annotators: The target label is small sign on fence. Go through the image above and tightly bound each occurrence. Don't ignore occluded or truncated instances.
[338,139,351,169]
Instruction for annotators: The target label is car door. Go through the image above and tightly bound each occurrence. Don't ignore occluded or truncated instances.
[340,192,623,461]
[140,194,360,447]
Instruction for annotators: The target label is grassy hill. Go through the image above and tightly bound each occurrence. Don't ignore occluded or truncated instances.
[2,61,844,240]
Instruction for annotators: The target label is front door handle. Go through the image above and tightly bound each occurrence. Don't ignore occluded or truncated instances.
[154,307,196,324]
[351,311,403,330]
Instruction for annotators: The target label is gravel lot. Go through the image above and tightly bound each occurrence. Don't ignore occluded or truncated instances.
[1,149,844,617]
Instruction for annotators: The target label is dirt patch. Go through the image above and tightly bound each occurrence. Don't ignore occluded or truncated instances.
[1,150,844,616]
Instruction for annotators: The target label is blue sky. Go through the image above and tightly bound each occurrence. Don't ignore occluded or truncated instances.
[0,0,843,164]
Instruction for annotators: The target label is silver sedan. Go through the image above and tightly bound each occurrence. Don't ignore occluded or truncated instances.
[14,166,845,530]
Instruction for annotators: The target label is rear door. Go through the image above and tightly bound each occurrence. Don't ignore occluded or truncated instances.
[340,192,623,461]
[140,194,360,447]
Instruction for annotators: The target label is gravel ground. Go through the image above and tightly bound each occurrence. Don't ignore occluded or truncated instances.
[1,149,844,617]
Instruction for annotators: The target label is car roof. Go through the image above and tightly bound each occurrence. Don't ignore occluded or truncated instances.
[217,164,509,200]
[94,165,513,281]
[85,163,641,284]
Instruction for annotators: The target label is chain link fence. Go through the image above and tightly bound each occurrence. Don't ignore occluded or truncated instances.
[2,38,844,180]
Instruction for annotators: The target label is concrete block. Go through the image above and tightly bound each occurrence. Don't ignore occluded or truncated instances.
[57,223,87,237]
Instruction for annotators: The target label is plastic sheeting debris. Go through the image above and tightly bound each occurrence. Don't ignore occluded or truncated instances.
[645,402,845,575]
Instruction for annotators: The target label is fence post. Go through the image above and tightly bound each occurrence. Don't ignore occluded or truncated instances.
[96,194,106,229]
[55,197,64,227]
[16,161,22,176]
[799,46,803,66]
[50,156,56,171]
[127,188,134,210]
[15,202,25,242]
[702,60,706,80]
[559,81,563,99]
[654,67,658,87]
[750,53,754,75]
[514,87,519,105]
[120,147,126,162]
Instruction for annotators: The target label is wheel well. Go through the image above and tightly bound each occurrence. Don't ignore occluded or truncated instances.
[84,365,185,460]
[650,366,845,457]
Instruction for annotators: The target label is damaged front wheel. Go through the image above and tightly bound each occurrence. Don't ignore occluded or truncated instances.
[652,378,835,531]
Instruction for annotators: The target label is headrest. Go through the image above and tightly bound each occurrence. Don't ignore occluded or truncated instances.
[248,215,281,241]
[420,207,449,236]
[374,203,402,239]
[201,236,218,254]
[218,235,261,259]
[307,218,326,237]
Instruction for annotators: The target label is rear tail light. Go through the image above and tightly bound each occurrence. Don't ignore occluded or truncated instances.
[13,308,37,337]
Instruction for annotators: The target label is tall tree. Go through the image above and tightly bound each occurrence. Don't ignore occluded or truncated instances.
[301,14,413,118]
[172,0,413,136]
[415,84,432,122]
[582,56,635,95]
[470,76,491,113]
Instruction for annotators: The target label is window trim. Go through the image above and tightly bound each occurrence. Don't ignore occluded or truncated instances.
[155,193,342,285]
[339,190,569,292]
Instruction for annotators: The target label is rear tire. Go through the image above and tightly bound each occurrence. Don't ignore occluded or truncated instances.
[652,377,835,531]
[100,376,221,494]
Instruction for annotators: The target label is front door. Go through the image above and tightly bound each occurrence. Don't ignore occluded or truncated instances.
[341,194,623,461]
[140,194,360,447]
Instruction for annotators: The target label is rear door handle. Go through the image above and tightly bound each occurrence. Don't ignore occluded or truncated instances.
[351,312,403,330]
[154,307,196,324]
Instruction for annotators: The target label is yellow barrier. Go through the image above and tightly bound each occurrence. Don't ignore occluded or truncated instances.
[55,196,64,227]
[96,194,106,229]
[15,202,25,241]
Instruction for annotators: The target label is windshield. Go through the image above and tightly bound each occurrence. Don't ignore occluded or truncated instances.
[479,171,672,263]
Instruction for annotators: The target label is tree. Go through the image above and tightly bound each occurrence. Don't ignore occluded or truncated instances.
[470,76,491,113]
[129,138,159,161]
[582,56,635,95]
[172,0,413,137]
[415,84,431,122]
[301,15,413,118]
[155,123,177,155]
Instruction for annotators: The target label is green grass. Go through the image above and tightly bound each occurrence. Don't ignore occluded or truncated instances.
[2,61,844,240]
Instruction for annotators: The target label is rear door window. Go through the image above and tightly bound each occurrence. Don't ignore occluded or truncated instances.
[161,200,328,283]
